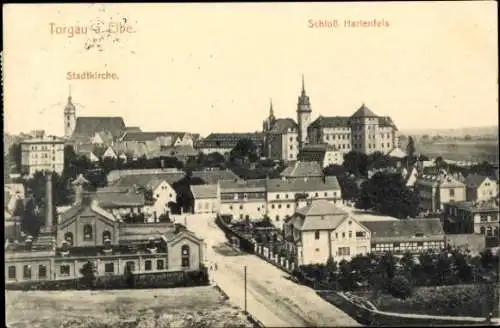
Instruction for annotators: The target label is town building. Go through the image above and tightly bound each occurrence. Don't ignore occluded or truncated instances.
[262,102,300,162]
[266,176,342,229]
[416,171,466,213]
[195,132,265,157]
[20,135,65,176]
[442,200,499,238]
[298,144,344,167]
[283,200,371,265]
[191,184,220,214]
[362,218,446,255]
[464,174,498,202]
[5,174,206,284]
[4,183,25,241]
[307,104,399,155]
[297,75,312,150]
[219,179,267,221]
[280,161,324,180]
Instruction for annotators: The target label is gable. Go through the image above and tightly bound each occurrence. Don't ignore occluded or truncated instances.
[58,203,116,230]
[335,216,370,234]
[169,231,203,247]
[92,133,104,144]
[103,147,117,158]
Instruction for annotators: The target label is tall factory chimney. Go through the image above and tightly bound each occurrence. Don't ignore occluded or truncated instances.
[45,173,53,228]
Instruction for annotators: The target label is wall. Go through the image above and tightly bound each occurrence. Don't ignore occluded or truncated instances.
[439,185,466,210]
[219,201,266,221]
[330,218,371,261]
[168,237,202,271]
[445,234,486,254]
[57,213,118,247]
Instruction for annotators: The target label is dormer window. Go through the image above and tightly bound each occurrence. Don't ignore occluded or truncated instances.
[415,233,424,237]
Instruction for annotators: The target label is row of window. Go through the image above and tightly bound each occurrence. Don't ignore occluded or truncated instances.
[8,246,192,280]
[64,229,111,245]
[314,228,366,240]
[479,226,499,237]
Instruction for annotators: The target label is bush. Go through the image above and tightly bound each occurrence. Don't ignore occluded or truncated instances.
[388,275,413,299]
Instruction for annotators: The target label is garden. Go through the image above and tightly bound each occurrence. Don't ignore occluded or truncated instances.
[294,247,500,318]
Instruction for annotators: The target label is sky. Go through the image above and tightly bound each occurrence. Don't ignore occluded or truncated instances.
[3,2,498,137]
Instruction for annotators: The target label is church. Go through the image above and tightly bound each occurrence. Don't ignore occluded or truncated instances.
[262,76,399,162]
[63,93,129,146]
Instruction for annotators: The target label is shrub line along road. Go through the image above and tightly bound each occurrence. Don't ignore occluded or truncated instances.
[187,216,361,327]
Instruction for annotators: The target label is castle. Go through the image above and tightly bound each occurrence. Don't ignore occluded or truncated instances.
[263,75,399,162]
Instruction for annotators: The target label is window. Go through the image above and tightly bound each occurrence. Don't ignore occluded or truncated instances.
[315,193,318,197]
[415,233,424,237]
[324,192,328,197]
[229,205,233,210]
[314,231,320,240]
[278,204,282,209]
[335,232,338,239]
[276,215,280,221]
[342,232,345,238]
[239,205,243,210]
[348,231,352,238]
[102,231,111,244]
[83,224,93,241]
[271,204,275,209]
[285,194,289,199]
[38,265,47,279]
[181,245,190,268]
[60,265,70,276]
[337,247,350,256]
[286,204,290,208]
[8,266,16,280]
[157,259,165,270]
[449,189,455,197]
[126,261,135,272]
[276,194,280,199]
[239,214,243,219]
[356,231,366,237]
[487,226,493,237]
[64,232,74,246]
[104,263,114,273]
[145,260,152,271]
[23,265,32,279]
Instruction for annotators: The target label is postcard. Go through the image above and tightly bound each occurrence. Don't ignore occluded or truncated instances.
[3,2,499,328]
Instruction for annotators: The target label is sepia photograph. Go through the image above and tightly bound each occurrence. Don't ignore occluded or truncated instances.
[3,2,499,327]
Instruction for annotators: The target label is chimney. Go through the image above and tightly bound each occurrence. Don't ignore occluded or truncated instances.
[45,173,53,228]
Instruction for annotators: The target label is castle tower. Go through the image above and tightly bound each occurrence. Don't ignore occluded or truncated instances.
[349,103,379,154]
[297,75,312,150]
[64,87,76,139]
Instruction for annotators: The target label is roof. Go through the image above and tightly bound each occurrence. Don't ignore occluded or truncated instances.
[219,179,267,193]
[444,200,499,213]
[308,116,350,129]
[299,144,340,162]
[379,116,398,131]
[92,190,146,208]
[289,200,351,231]
[72,174,90,185]
[350,103,378,118]
[94,131,114,145]
[71,117,126,141]
[268,118,299,134]
[362,218,445,240]
[280,161,323,178]
[150,145,199,158]
[464,174,489,188]
[124,126,142,133]
[197,133,265,149]
[388,147,407,159]
[121,131,177,142]
[266,176,341,192]
[191,184,218,199]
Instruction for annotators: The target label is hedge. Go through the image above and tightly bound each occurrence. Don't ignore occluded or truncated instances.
[5,269,209,291]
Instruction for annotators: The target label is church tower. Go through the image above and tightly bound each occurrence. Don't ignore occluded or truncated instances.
[64,87,76,139]
[297,75,312,150]
[263,99,276,132]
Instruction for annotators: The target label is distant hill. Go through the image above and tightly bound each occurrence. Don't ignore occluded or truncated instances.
[401,126,498,138]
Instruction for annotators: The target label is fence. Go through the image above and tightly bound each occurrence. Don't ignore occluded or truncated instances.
[215,216,255,254]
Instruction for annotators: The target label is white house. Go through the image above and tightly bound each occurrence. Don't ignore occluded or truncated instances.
[191,184,220,214]
[464,174,498,202]
[145,178,177,221]
[283,199,371,266]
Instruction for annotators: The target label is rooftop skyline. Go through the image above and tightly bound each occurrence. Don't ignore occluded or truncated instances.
[3,2,498,137]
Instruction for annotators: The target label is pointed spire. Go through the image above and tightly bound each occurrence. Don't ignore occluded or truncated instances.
[301,74,305,94]
[269,98,274,117]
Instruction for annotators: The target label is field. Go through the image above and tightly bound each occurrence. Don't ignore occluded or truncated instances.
[5,286,254,328]
[416,140,499,163]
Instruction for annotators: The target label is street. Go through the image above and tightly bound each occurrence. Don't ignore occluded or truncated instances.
[187,215,361,327]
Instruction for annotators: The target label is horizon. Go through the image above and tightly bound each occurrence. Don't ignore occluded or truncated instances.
[3,2,498,137]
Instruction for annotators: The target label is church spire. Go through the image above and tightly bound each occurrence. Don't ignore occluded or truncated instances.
[67,84,73,104]
[269,98,274,117]
[301,74,305,94]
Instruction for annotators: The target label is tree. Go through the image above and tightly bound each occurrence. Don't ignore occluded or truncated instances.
[388,275,413,299]
[8,142,22,171]
[435,156,447,170]
[406,136,416,160]
[355,172,419,218]
[230,138,258,163]
[343,151,368,176]
[79,261,97,288]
